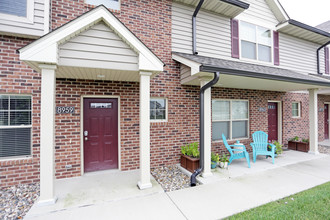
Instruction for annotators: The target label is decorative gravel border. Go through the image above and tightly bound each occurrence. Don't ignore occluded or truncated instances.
[319,145,330,155]
[151,165,198,192]
[0,183,39,220]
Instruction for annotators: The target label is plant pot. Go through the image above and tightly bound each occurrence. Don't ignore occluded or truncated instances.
[211,161,217,169]
[288,141,309,152]
[224,162,228,169]
[219,162,224,168]
[288,141,297,150]
[180,154,200,173]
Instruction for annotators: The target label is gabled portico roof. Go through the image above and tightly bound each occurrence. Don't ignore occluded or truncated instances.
[19,5,164,74]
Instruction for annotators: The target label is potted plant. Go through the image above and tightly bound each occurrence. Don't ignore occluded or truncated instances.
[180,142,200,173]
[268,141,283,156]
[219,153,229,169]
[211,152,219,169]
[288,137,309,152]
[288,136,299,150]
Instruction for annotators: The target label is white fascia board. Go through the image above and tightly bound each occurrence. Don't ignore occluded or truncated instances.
[172,53,201,76]
[265,0,289,23]
[19,6,164,72]
[276,21,289,31]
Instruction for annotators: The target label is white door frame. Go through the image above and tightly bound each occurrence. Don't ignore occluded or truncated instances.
[268,100,282,144]
[80,95,121,175]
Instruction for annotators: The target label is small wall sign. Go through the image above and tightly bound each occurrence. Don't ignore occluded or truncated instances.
[319,108,324,112]
[259,107,267,112]
[56,106,75,114]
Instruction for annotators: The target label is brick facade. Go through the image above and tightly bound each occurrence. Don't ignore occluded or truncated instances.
[0,0,328,187]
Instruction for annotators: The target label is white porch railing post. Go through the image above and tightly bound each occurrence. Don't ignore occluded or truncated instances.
[38,64,57,205]
[200,79,212,177]
[138,71,152,189]
[308,88,319,155]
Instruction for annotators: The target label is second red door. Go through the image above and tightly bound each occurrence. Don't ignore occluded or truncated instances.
[268,102,278,142]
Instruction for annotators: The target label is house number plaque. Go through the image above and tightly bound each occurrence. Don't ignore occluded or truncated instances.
[56,106,75,114]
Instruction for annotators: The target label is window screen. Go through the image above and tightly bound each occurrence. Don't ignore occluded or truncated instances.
[0,95,32,158]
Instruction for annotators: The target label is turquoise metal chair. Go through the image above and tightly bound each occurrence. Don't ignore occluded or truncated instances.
[222,134,250,168]
[251,131,276,164]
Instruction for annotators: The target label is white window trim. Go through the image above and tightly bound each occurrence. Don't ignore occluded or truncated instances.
[212,99,249,142]
[85,0,121,10]
[292,102,301,118]
[150,97,168,123]
[0,0,34,24]
[0,94,33,159]
[239,20,274,65]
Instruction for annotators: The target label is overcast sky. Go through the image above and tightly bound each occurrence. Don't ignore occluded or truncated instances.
[279,0,330,27]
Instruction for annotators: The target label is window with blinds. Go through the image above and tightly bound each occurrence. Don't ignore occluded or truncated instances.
[0,95,32,158]
[0,0,27,17]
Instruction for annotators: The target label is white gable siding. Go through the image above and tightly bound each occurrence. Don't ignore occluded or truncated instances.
[58,22,139,71]
[279,33,320,75]
[236,0,279,28]
[0,0,48,37]
[172,2,231,59]
[172,2,322,75]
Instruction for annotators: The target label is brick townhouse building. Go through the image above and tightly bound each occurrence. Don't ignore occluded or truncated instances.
[0,0,330,205]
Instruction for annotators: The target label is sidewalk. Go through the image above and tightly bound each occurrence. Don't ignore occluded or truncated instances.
[25,154,330,220]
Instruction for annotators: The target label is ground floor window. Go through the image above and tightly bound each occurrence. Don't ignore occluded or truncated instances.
[0,95,32,158]
[292,102,301,118]
[212,100,249,141]
[150,98,167,122]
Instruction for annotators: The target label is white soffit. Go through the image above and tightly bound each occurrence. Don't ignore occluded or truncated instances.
[264,0,289,23]
[19,5,164,73]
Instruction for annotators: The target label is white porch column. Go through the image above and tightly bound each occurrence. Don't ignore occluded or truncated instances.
[138,71,152,189]
[200,79,212,177]
[38,64,57,205]
[308,89,319,155]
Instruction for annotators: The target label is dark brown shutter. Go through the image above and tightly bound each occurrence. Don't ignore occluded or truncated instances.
[325,47,329,74]
[273,31,280,66]
[231,19,239,58]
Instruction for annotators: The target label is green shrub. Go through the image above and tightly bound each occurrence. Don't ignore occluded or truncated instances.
[181,142,200,158]
[211,152,219,162]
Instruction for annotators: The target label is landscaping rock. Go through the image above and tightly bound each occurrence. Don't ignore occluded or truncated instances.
[0,183,39,220]
[151,165,198,192]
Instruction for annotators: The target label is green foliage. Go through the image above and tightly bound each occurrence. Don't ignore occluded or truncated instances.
[220,153,229,162]
[181,142,200,158]
[302,138,309,143]
[227,182,330,220]
[211,152,220,162]
[290,136,299,141]
[269,141,283,155]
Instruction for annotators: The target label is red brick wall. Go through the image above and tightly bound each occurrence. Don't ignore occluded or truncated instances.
[318,94,330,142]
[0,35,41,187]
[211,90,311,155]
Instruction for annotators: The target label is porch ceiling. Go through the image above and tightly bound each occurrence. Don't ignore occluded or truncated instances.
[173,52,330,92]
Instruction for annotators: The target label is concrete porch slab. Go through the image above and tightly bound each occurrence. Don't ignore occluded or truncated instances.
[25,169,164,219]
[198,150,328,184]
[168,155,330,220]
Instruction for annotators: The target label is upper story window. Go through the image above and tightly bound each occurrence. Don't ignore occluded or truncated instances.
[0,0,33,23]
[240,21,272,63]
[85,0,120,10]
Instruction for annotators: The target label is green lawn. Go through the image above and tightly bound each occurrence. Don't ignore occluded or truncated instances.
[227,182,330,220]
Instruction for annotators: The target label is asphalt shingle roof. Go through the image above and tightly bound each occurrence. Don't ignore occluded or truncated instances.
[173,52,330,86]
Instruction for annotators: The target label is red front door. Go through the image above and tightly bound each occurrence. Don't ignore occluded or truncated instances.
[268,102,278,142]
[83,98,118,172]
[325,104,329,139]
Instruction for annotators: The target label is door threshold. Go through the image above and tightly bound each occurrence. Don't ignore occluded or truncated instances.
[83,169,120,176]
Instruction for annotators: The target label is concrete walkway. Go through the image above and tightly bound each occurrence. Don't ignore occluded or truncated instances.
[25,153,330,220]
